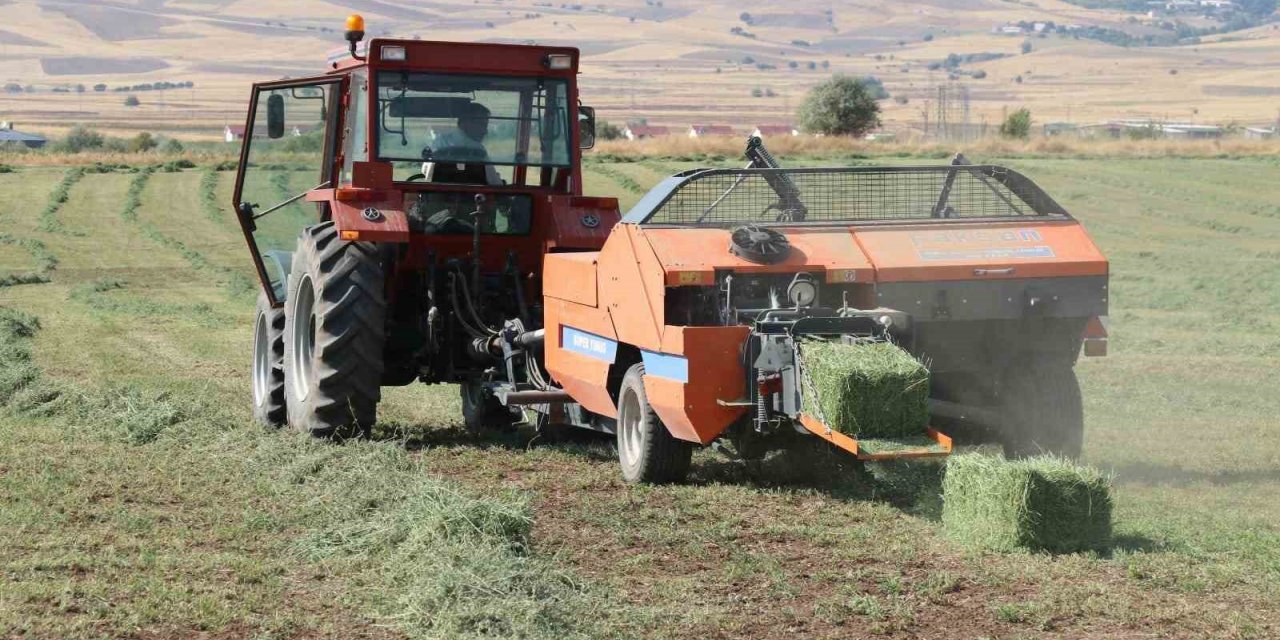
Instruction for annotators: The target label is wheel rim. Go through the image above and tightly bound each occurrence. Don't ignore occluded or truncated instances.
[290,275,316,401]
[252,311,269,407]
[618,387,643,466]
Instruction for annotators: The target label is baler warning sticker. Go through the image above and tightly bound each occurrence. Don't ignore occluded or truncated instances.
[911,228,1056,261]
[561,326,618,363]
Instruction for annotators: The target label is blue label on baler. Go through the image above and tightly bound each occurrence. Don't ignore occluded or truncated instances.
[561,326,617,363]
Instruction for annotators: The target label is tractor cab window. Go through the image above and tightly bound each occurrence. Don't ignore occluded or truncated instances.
[374,72,571,184]
[405,192,533,235]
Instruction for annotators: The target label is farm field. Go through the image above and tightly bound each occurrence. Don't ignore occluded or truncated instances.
[0,152,1278,638]
[7,0,1280,139]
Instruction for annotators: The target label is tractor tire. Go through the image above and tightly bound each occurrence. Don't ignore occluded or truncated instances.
[283,222,385,438]
[615,364,693,484]
[460,382,517,433]
[251,291,286,427]
[997,363,1084,459]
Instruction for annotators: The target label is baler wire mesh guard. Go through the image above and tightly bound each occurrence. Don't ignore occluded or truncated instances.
[641,165,1066,226]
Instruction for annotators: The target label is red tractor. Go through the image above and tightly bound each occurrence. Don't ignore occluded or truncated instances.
[236,16,611,436]
[235,17,1109,484]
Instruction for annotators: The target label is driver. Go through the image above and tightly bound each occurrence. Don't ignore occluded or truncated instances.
[425,102,502,186]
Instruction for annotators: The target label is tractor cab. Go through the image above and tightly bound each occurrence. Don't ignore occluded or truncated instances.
[232,17,603,305]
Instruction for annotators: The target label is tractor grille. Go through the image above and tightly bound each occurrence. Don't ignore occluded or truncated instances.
[638,165,1067,226]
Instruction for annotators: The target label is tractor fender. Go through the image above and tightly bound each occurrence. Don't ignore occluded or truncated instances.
[329,198,410,243]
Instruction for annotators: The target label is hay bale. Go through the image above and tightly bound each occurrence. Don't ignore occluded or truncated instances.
[942,454,1113,553]
[799,339,930,439]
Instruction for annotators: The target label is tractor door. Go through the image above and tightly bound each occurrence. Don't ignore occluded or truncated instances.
[232,77,343,305]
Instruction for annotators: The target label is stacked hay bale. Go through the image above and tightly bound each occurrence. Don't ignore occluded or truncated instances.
[942,453,1113,553]
[798,339,930,439]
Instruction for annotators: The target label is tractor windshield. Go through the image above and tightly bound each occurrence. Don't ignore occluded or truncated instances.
[374,71,571,181]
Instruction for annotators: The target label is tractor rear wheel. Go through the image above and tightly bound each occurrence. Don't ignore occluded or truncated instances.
[997,363,1084,459]
[283,222,385,438]
[251,291,286,427]
[616,364,693,484]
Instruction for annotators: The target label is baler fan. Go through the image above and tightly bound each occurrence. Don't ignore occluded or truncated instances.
[729,225,791,264]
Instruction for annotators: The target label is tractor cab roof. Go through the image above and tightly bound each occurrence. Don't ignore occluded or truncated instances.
[327,38,580,78]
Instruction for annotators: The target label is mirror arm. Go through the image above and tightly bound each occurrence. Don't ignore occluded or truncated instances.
[252,181,331,221]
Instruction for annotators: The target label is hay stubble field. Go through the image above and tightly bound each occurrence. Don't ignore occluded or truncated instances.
[0,149,1278,638]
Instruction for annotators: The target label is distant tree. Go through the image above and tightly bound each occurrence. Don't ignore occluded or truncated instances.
[124,95,140,107]
[751,87,764,98]
[739,11,753,25]
[1000,108,1032,140]
[1021,40,1033,54]
[3,83,20,93]
[128,132,158,153]
[788,60,799,69]
[923,33,934,41]
[160,138,185,154]
[597,120,623,141]
[807,61,817,70]
[93,83,107,92]
[1015,74,1024,84]
[972,69,988,79]
[53,125,105,153]
[75,84,85,93]
[798,75,883,136]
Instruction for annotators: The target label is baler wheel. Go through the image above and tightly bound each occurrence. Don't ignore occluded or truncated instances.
[998,364,1084,459]
[283,222,385,438]
[616,364,693,484]
[251,291,286,427]
[460,382,517,433]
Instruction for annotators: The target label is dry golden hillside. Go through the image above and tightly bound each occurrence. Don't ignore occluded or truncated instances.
[2,0,1280,139]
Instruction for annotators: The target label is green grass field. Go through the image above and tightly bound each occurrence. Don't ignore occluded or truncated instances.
[1,154,1277,639]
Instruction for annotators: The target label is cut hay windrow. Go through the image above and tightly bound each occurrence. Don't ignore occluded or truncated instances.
[798,339,930,439]
[942,453,1113,554]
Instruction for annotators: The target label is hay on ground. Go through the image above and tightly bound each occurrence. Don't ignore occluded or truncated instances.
[799,339,930,439]
[942,453,1113,553]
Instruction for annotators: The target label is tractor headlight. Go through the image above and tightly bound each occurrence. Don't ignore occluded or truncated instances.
[787,275,817,308]
[381,45,407,61]
[544,53,573,70]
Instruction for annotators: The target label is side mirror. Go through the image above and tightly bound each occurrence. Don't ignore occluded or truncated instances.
[267,94,285,139]
[578,106,596,149]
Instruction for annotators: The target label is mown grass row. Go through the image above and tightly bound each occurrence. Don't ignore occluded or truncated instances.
[0,234,57,288]
[119,168,255,297]
[36,167,85,234]
[198,168,226,226]
[0,296,605,638]
[586,164,647,196]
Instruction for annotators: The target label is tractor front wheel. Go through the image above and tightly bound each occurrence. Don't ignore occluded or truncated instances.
[251,291,286,427]
[997,363,1084,459]
[616,364,693,484]
[283,222,385,438]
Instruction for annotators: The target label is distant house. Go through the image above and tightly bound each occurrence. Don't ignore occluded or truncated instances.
[863,131,897,142]
[0,123,46,149]
[688,125,734,138]
[1160,123,1224,139]
[225,124,309,142]
[999,25,1025,35]
[1043,122,1079,137]
[1245,126,1276,140]
[751,124,799,138]
[622,124,670,140]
